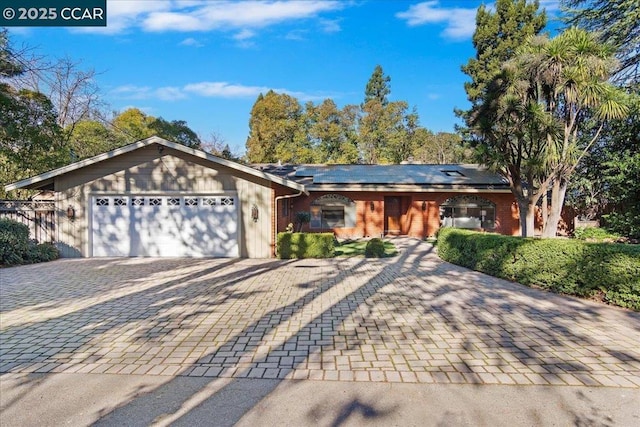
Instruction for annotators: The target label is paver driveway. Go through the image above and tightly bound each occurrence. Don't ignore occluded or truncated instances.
[1,238,639,387]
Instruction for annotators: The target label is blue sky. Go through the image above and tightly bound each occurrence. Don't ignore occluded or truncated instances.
[8,0,560,155]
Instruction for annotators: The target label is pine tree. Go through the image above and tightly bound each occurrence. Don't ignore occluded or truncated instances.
[364,65,391,106]
[461,0,546,107]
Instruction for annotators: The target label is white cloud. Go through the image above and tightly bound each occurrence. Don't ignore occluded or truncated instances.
[179,37,204,47]
[111,84,186,101]
[233,29,256,41]
[111,81,331,102]
[396,1,477,40]
[319,18,341,33]
[285,29,308,41]
[184,82,269,98]
[140,0,344,32]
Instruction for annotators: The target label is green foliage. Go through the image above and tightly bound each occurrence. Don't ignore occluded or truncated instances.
[0,218,30,265]
[573,227,620,241]
[27,243,59,263]
[246,91,311,163]
[364,65,391,106]
[437,228,640,310]
[1,30,69,194]
[112,108,201,148]
[563,0,640,83]
[294,211,311,232]
[0,219,59,266]
[67,120,124,160]
[245,69,469,165]
[277,232,335,259]
[570,87,640,239]
[364,238,386,258]
[461,0,546,106]
[334,239,397,257]
[458,0,547,237]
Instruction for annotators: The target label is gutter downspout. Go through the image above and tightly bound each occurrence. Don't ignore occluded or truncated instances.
[274,190,305,257]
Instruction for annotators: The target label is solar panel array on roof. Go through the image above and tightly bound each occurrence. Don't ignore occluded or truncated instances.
[293,165,507,185]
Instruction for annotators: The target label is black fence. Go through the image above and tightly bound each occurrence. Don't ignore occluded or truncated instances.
[0,200,55,243]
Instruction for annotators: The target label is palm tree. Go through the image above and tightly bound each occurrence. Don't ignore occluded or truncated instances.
[475,28,628,237]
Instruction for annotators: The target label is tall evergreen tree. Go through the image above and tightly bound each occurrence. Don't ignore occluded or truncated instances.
[459,0,547,236]
[364,65,391,106]
[461,0,546,107]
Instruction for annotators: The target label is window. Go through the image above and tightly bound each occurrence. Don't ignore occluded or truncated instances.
[168,198,180,206]
[310,194,356,229]
[185,198,198,206]
[202,197,216,206]
[221,197,234,206]
[440,196,495,230]
[96,198,109,206]
[149,198,162,206]
[131,197,145,206]
[113,198,126,206]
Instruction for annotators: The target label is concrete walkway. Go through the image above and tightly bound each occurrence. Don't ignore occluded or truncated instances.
[1,237,639,425]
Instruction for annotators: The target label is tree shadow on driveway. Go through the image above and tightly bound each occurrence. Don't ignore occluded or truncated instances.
[1,238,640,426]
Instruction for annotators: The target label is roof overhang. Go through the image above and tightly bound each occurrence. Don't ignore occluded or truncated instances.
[4,136,308,194]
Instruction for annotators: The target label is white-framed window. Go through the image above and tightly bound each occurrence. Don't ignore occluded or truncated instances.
[310,194,356,229]
[440,196,496,230]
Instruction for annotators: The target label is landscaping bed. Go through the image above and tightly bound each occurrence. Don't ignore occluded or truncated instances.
[436,228,640,310]
[277,233,398,259]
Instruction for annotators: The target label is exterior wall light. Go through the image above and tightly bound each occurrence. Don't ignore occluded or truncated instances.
[251,204,259,222]
[370,201,375,212]
[66,205,75,220]
[422,201,427,211]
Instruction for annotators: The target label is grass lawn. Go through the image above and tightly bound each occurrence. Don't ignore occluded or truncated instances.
[334,239,398,257]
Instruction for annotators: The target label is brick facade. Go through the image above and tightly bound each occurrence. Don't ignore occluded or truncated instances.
[276,191,520,239]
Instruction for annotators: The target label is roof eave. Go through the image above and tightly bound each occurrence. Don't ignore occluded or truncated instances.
[4,136,306,194]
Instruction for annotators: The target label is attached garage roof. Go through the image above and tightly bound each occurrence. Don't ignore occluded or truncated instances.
[4,136,307,193]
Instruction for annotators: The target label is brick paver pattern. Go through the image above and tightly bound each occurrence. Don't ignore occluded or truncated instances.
[1,238,639,387]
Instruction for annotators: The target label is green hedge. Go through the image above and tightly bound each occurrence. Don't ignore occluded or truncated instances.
[365,238,386,258]
[277,232,335,259]
[437,228,640,310]
[0,218,59,266]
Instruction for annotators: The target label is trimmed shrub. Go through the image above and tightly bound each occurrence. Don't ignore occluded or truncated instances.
[277,232,335,259]
[0,218,60,266]
[574,227,619,241]
[365,238,386,258]
[27,243,60,263]
[0,219,30,265]
[437,228,640,310]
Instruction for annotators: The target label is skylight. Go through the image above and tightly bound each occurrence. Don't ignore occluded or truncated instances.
[442,170,464,177]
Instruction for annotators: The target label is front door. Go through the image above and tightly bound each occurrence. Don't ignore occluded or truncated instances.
[384,196,401,235]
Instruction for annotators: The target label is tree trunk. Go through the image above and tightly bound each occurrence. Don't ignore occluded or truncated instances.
[542,179,568,238]
[517,198,537,237]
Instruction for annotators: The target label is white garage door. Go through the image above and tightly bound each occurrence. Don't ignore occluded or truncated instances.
[91,195,239,257]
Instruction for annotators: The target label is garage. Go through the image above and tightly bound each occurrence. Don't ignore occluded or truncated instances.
[91,194,239,257]
[4,136,307,258]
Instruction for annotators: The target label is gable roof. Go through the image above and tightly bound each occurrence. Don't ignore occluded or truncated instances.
[4,136,307,193]
[253,163,510,191]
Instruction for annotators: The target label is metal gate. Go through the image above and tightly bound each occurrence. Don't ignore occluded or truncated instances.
[0,200,55,243]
